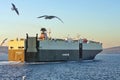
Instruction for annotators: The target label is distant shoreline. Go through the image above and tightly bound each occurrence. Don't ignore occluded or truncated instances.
[101,46,120,54]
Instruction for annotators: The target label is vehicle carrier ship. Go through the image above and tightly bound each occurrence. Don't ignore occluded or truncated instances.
[8,28,102,62]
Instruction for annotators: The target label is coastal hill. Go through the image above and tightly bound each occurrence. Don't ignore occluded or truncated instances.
[101,46,120,54]
[0,46,8,53]
[0,46,8,61]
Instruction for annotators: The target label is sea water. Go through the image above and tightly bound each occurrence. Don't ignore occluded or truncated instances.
[0,53,120,80]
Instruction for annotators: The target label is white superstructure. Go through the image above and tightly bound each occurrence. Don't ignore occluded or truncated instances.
[39,39,102,50]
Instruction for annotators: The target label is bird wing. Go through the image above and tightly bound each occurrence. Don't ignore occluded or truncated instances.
[54,16,64,23]
[11,3,19,15]
[14,8,19,15]
[11,3,15,8]
[0,38,8,46]
[37,15,47,18]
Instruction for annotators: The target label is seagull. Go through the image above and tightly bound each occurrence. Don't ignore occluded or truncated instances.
[22,76,26,80]
[37,15,64,23]
[11,3,19,15]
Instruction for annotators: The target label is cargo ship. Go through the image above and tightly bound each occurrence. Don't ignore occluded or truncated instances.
[8,28,102,62]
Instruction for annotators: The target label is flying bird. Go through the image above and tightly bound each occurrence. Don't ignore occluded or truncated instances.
[37,15,63,23]
[11,3,19,15]
[0,38,8,46]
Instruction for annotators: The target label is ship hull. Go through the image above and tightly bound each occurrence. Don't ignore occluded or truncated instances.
[37,49,102,62]
[25,49,102,62]
[82,50,102,60]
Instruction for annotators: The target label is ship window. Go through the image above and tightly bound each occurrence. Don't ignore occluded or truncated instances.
[18,47,21,48]
[10,47,13,49]
[20,38,24,40]
[10,40,14,41]
[18,46,24,49]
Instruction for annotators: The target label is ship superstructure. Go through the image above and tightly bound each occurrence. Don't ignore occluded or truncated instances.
[8,28,102,62]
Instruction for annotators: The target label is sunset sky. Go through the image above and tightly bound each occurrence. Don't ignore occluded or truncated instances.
[0,0,120,48]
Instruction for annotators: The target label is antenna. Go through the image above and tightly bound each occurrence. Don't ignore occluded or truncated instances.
[76,33,80,39]
[48,28,51,39]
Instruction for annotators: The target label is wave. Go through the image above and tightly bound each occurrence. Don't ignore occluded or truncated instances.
[0,61,22,65]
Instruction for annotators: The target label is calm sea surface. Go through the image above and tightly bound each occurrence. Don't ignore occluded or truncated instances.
[0,53,120,80]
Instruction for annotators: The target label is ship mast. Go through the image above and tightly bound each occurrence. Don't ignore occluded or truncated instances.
[48,28,51,39]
